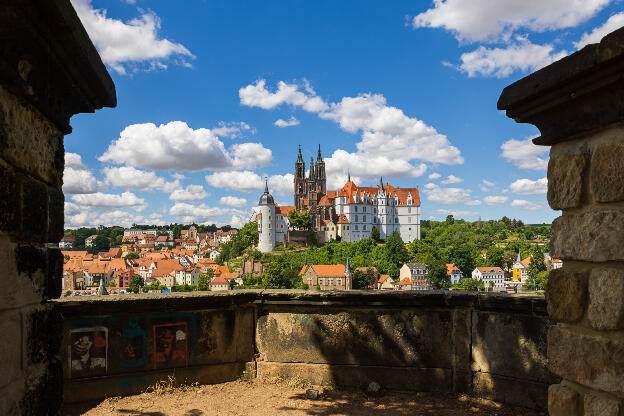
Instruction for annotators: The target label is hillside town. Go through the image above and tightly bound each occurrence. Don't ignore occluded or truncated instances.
[60,147,556,296]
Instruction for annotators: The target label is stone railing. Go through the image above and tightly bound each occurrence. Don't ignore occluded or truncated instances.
[56,290,557,410]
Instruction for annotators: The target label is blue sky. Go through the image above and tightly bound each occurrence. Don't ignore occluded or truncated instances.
[65,0,624,228]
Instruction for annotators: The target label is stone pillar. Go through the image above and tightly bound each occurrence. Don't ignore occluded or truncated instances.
[498,27,624,416]
[0,1,115,414]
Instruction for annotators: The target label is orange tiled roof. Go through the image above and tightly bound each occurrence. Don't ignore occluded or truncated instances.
[307,264,346,277]
[337,214,350,224]
[446,263,461,275]
[211,275,228,285]
[318,195,331,206]
[476,267,504,274]
[276,205,296,215]
[399,277,412,285]
[378,274,392,283]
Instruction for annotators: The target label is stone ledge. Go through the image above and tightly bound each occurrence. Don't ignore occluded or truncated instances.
[54,290,546,315]
[497,27,624,146]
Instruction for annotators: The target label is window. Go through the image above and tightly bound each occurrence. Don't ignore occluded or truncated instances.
[408,217,411,223]
[355,215,359,222]
[355,225,358,230]
[363,215,366,222]
[355,206,358,212]
[337,279,342,285]
[319,278,324,285]
[408,207,411,213]
[328,278,333,285]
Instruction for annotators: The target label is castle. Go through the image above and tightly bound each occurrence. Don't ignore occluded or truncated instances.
[257,146,421,252]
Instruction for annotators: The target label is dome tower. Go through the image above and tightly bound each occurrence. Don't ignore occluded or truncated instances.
[258,178,276,253]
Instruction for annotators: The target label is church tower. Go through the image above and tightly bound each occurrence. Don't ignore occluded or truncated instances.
[294,146,306,211]
[315,144,326,194]
[258,179,276,253]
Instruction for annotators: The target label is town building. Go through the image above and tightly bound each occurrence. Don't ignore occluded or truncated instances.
[399,263,430,290]
[210,275,229,291]
[472,267,505,291]
[59,235,74,249]
[299,260,353,290]
[446,263,463,285]
[512,252,530,283]
[377,274,396,290]
[85,234,98,247]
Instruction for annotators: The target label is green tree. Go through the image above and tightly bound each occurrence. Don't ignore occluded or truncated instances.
[288,210,311,230]
[449,246,474,278]
[455,278,484,291]
[128,274,144,294]
[89,235,110,254]
[124,252,139,259]
[485,246,504,269]
[198,270,214,291]
[426,260,450,289]
[370,227,381,243]
[352,268,375,289]
[445,215,455,225]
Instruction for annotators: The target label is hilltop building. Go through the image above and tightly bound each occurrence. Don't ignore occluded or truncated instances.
[256,147,421,252]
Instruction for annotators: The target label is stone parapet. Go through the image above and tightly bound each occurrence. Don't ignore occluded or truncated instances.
[499,26,624,415]
[55,290,554,410]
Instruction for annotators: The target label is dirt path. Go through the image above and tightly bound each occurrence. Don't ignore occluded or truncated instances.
[64,379,544,416]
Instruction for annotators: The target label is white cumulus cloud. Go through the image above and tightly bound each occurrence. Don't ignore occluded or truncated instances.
[431,208,479,218]
[484,195,509,205]
[500,137,549,170]
[511,199,544,210]
[575,12,624,49]
[205,170,264,193]
[99,121,272,172]
[212,121,253,138]
[71,191,147,212]
[240,80,463,181]
[219,196,248,207]
[411,0,610,43]
[102,166,179,192]
[169,185,209,201]
[63,153,101,194]
[509,177,548,194]
[428,172,442,180]
[441,174,463,185]
[459,38,568,78]
[424,184,481,206]
[71,0,194,74]
[269,173,295,196]
[274,116,300,127]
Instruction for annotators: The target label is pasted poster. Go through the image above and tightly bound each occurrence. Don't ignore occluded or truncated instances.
[153,322,188,369]
[120,317,147,368]
[68,327,108,378]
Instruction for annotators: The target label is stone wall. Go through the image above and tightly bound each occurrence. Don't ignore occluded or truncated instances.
[0,1,115,414]
[498,27,624,416]
[56,290,555,410]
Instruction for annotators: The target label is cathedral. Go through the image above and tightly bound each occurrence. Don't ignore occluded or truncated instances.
[257,146,421,252]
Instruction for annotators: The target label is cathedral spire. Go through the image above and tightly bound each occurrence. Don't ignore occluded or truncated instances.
[380,176,384,189]
[309,157,315,179]
[317,144,322,162]
[297,145,303,163]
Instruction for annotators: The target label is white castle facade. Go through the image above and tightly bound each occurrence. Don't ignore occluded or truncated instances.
[256,148,421,253]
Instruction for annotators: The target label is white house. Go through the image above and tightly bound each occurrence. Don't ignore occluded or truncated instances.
[446,264,463,285]
[472,267,505,291]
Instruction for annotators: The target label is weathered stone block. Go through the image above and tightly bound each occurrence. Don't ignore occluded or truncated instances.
[22,361,62,416]
[548,324,624,397]
[548,154,586,209]
[551,211,624,262]
[0,159,18,234]
[546,268,587,323]
[24,305,61,365]
[45,248,63,300]
[0,236,45,309]
[20,174,48,243]
[256,309,454,368]
[588,268,624,330]
[472,371,550,410]
[591,143,624,202]
[584,391,624,416]
[47,186,64,243]
[0,85,63,185]
[14,244,47,297]
[549,384,581,416]
[0,311,23,389]
[471,311,554,384]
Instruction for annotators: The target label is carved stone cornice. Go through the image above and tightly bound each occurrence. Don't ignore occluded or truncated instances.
[0,0,116,134]
[498,27,624,146]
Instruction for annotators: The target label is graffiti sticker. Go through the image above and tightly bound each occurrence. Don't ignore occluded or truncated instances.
[120,317,147,367]
[68,327,108,378]
[153,322,188,369]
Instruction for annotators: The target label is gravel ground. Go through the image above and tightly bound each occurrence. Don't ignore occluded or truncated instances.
[63,379,545,416]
